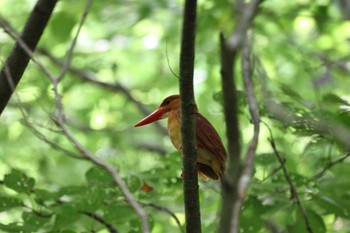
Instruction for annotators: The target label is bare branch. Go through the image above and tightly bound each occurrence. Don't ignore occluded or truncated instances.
[312,153,350,180]
[231,39,260,230]
[37,48,168,136]
[226,0,263,51]
[218,1,263,232]
[56,0,93,82]
[264,123,314,233]
[22,119,83,159]
[134,143,167,156]
[41,3,150,231]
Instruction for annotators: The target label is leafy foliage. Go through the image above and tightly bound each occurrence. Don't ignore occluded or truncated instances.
[1,0,350,232]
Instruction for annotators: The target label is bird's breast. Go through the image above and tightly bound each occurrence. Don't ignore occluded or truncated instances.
[168,110,182,151]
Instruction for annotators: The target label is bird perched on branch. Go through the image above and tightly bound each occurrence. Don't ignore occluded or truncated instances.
[135,95,227,180]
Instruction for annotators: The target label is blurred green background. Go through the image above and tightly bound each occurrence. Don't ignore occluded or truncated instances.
[1,0,350,232]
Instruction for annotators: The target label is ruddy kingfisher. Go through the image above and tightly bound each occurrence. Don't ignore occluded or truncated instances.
[134,95,227,180]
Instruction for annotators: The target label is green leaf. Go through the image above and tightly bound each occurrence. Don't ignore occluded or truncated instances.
[289,208,326,233]
[322,93,348,105]
[49,12,77,43]
[4,169,35,194]
[54,205,79,230]
[240,196,266,233]
[85,166,114,188]
[22,212,50,232]
[103,203,137,224]
[315,195,350,219]
[76,186,106,212]
[35,189,59,202]
[0,196,22,212]
[255,153,277,166]
[0,223,23,232]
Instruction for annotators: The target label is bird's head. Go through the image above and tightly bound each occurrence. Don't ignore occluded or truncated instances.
[134,95,180,127]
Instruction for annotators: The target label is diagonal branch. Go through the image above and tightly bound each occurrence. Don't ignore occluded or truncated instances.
[43,2,150,232]
[312,153,350,180]
[37,48,168,136]
[1,1,150,232]
[82,211,119,233]
[140,202,184,233]
[0,0,58,116]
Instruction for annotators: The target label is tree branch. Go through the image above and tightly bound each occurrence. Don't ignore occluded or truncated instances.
[140,202,184,233]
[55,0,93,82]
[1,1,150,231]
[230,39,260,231]
[37,48,168,136]
[218,1,262,232]
[0,0,58,116]
[82,211,119,233]
[312,153,350,180]
[22,119,83,159]
[178,0,201,232]
[50,77,150,233]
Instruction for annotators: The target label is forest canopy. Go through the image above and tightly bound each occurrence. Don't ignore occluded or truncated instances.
[0,0,350,232]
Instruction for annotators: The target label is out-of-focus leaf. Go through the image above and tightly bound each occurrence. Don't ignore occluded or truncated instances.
[255,153,278,166]
[4,169,35,194]
[288,208,326,233]
[315,195,350,219]
[85,166,114,188]
[102,203,137,224]
[0,196,22,212]
[240,196,267,233]
[49,12,76,43]
[0,223,23,232]
[53,205,79,230]
[22,212,50,232]
[322,93,349,106]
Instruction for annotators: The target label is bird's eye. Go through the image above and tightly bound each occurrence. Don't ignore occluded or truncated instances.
[165,98,171,105]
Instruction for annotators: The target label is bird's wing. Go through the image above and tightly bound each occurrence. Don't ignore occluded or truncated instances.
[195,112,227,165]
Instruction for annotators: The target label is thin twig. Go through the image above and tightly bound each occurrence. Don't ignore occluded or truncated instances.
[256,165,283,183]
[264,122,314,233]
[312,153,350,180]
[140,202,184,233]
[233,38,260,227]
[82,211,119,233]
[165,42,180,79]
[56,0,93,82]
[0,17,56,80]
[22,119,83,159]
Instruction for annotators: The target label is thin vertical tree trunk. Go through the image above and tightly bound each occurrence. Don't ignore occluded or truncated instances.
[179,0,201,232]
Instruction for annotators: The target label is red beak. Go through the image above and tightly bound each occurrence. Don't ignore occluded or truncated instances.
[134,107,167,127]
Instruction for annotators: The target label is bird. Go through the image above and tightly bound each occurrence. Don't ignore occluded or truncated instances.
[134,94,227,180]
